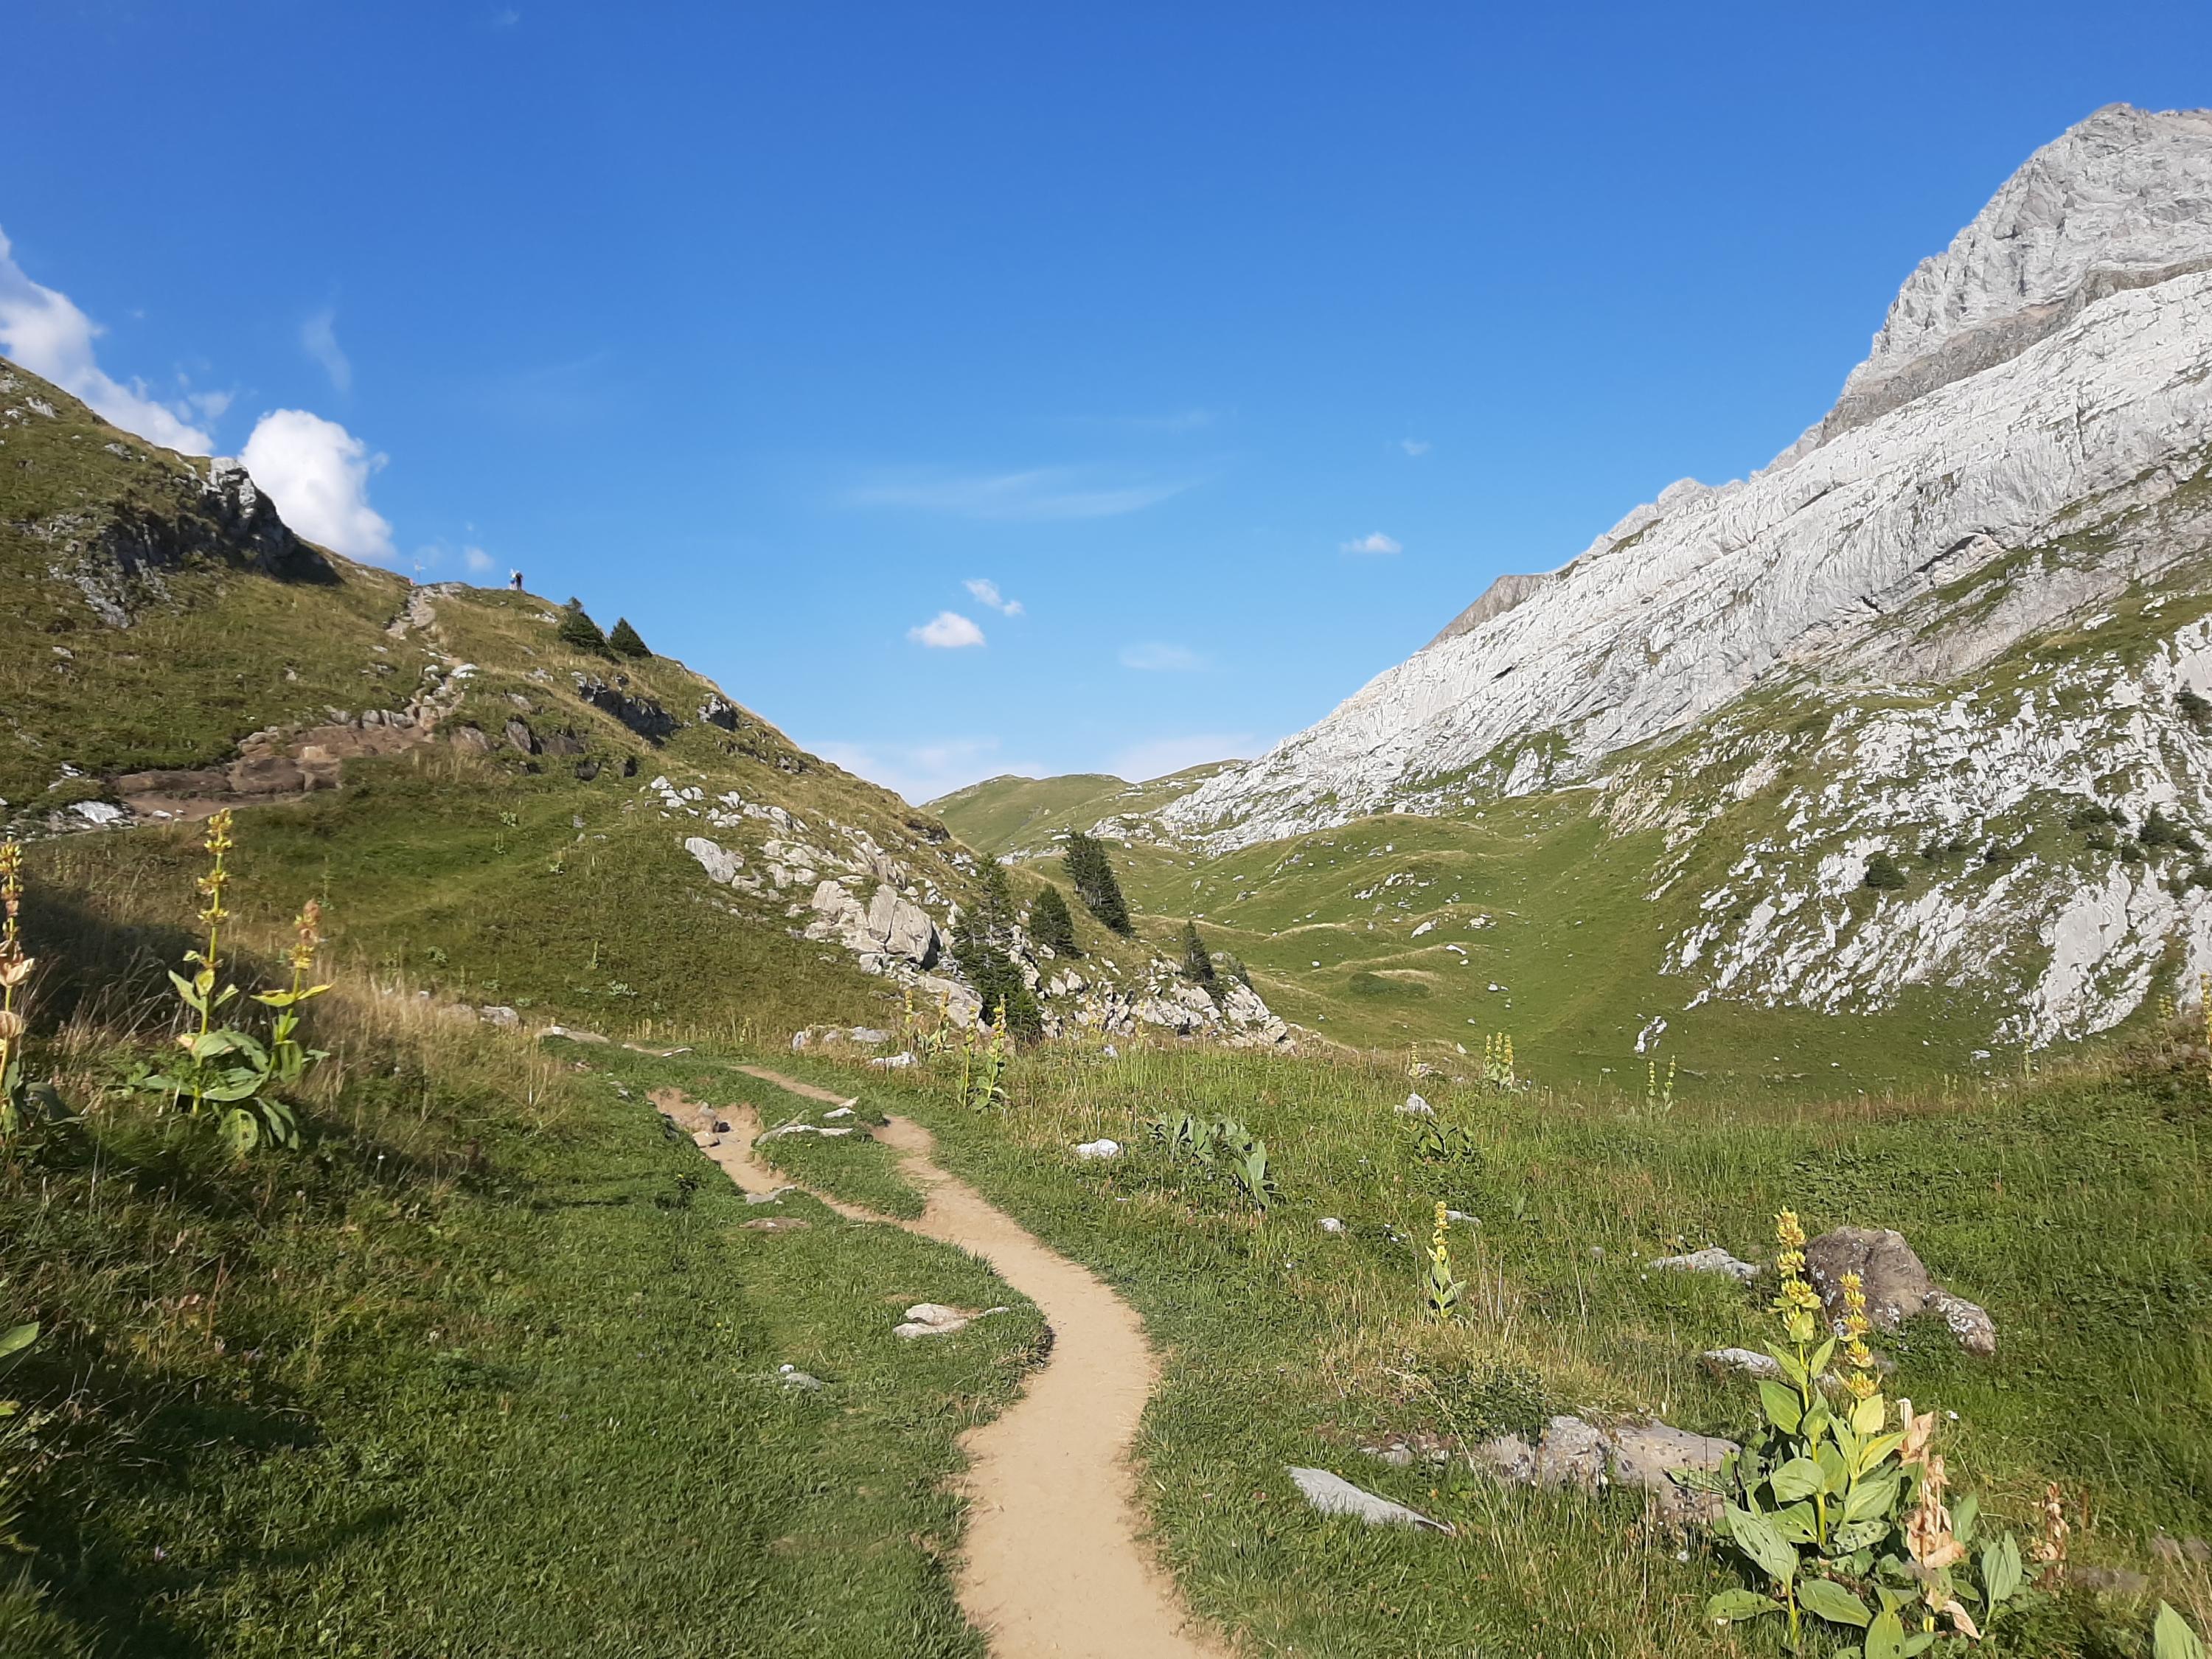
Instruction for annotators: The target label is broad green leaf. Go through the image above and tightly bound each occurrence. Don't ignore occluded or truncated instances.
[1804,1397,1834,1442]
[1951,1492,1980,1546]
[1843,1472,1899,1523]
[1725,1503,1799,1585]
[1810,1337,1837,1377]
[219,1107,260,1156]
[1983,1534,2021,1605]
[1773,1501,1819,1544]
[1857,1430,1907,1472]
[1866,1609,1906,1659]
[2157,1603,2209,1659]
[1764,1343,1809,1387]
[0,1324,36,1361]
[1900,1635,1935,1658]
[1771,1457,1826,1502]
[1816,1440,1851,1496]
[1759,1379,1804,1433]
[167,970,206,1009]
[1851,1392,1887,1435]
[1705,1589,1784,1624]
[1800,1577,1874,1628]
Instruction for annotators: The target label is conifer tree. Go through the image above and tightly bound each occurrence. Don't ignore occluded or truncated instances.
[556,599,612,655]
[1028,883,1079,958]
[1180,919,1217,987]
[1062,831,1133,936]
[608,616,651,658]
[951,858,1041,1038]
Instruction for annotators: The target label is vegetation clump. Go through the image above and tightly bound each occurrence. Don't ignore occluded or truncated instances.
[1062,831,1133,936]
[2177,687,2212,731]
[950,859,1041,1038]
[1863,850,1909,890]
[1027,883,1079,958]
[556,598,613,655]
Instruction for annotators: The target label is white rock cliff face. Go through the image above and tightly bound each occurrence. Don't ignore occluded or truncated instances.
[1164,105,2212,853]
[1158,105,2212,1047]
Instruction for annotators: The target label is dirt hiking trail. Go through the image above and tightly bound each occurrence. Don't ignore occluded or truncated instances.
[654,1068,1225,1659]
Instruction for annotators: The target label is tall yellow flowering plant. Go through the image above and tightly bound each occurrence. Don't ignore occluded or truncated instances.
[129,811,330,1155]
[1695,1209,2044,1652]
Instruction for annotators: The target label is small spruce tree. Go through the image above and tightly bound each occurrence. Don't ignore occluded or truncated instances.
[1062,831,1133,936]
[1180,919,1217,987]
[557,599,612,656]
[1028,884,1079,958]
[608,617,651,658]
[951,859,1042,1039]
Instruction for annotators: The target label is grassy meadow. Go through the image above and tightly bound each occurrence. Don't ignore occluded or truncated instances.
[768,1028,2212,1658]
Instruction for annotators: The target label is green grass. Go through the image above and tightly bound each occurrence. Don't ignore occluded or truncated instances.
[929,762,1234,857]
[0,998,1041,1657]
[792,1034,2212,1657]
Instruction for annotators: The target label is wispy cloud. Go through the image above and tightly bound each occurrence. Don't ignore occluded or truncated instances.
[462,544,498,575]
[908,611,986,649]
[239,408,396,563]
[1110,732,1258,782]
[852,465,1194,522]
[1119,641,1207,672]
[812,736,1043,805]
[0,224,215,451]
[965,577,1024,616]
[1340,531,1402,555]
[301,307,352,394]
[1399,438,1431,457]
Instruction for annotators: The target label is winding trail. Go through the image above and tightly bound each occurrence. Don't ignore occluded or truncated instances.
[655,1067,1224,1659]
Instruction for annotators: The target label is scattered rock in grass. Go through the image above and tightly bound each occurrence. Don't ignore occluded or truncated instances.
[1649,1246,1759,1283]
[1102,1043,1118,1058]
[822,1105,855,1120]
[777,1365,824,1390]
[1804,1226,1996,1356]
[1318,1217,1346,1235]
[1074,1138,1122,1160]
[1702,1346,1784,1380]
[892,1303,1009,1340]
[1397,1092,1435,1117]
[2073,1565,2152,1594]
[1472,1414,1739,1526]
[1287,1467,1454,1534]
[743,1186,796,1205]
[1408,1057,1439,1074]
[537,1023,611,1044]
[1445,1209,1475,1223]
[742,1217,809,1232]
[477,1004,520,1028]
[868,1051,916,1068]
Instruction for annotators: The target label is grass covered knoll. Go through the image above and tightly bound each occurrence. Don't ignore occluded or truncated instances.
[928,762,1236,858]
[812,1029,2212,1656]
[0,871,1044,1656]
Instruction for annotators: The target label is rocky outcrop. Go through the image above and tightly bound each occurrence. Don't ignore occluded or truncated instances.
[1804,1226,1996,1357]
[574,673,679,741]
[805,878,943,971]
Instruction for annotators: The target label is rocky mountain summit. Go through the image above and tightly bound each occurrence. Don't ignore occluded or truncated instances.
[1160,105,2212,1046]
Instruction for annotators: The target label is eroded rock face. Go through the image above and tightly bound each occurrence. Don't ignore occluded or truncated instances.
[574,674,678,741]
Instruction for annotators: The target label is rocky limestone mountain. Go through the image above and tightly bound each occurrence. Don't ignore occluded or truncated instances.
[1158,104,2212,1047]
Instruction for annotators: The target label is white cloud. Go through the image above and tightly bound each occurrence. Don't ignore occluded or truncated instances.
[1110,732,1259,782]
[301,307,352,393]
[239,408,397,563]
[1119,641,1206,672]
[462,544,498,575]
[908,610,986,649]
[1400,438,1431,456]
[1340,531,1402,555]
[0,224,215,452]
[852,466,1193,521]
[964,577,1024,616]
[812,736,1043,805]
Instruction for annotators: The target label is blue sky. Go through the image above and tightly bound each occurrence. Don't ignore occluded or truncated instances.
[7,2,2212,801]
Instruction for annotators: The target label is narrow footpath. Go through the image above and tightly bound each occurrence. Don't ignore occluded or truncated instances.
[654,1066,1224,1659]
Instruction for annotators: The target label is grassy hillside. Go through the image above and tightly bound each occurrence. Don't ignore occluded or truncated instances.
[929,763,1234,857]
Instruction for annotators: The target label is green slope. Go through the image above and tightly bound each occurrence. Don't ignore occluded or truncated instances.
[929,762,1236,856]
